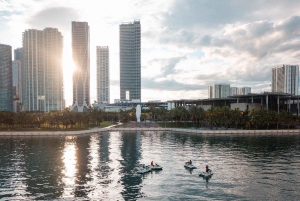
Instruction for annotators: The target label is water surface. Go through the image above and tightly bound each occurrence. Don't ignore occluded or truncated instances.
[0,131,299,200]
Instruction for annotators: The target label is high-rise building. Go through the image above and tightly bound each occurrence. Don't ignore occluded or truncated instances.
[0,44,13,111]
[230,87,251,96]
[208,84,230,98]
[96,46,110,103]
[119,20,141,101]
[14,48,23,61]
[72,21,90,112]
[272,65,299,95]
[230,87,238,96]
[12,60,21,99]
[22,28,63,111]
[240,87,251,95]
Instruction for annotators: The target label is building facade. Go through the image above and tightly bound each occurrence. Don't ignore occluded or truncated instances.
[96,46,110,103]
[209,83,230,98]
[12,60,21,99]
[272,65,299,95]
[22,28,63,112]
[0,44,13,111]
[72,21,90,112]
[230,87,251,96]
[119,20,141,101]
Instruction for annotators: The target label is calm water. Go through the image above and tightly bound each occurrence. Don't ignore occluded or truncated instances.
[0,131,300,200]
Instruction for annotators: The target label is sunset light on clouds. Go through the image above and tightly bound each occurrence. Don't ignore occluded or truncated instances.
[1,0,300,106]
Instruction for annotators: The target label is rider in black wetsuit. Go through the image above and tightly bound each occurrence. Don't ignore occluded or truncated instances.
[206,165,211,173]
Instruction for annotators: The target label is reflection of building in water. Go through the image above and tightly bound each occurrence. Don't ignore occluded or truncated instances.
[120,132,143,199]
[86,134,101,198]
[19,137,67,198]
[73,136,91,197]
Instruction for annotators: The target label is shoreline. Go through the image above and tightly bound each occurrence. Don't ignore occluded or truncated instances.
[0,127,299,136]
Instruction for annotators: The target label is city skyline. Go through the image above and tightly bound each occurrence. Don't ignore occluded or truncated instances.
[1,0,300,106]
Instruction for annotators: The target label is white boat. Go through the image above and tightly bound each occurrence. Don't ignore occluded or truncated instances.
[149,164,163,170]
[137,164,152,174]
[199,170,213,177]
[184,162,197,169]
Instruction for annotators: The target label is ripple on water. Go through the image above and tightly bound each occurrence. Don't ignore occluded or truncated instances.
[0,132,299,200]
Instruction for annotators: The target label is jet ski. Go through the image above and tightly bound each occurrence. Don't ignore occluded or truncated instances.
[199,170,213,177]
[149,163,163,170]
[137,164,152,174]
[184,162,197,169]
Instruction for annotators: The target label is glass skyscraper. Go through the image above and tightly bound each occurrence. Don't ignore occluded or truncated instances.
[72,21,90,112]
[0,44,13,111]
[119,20,141,101]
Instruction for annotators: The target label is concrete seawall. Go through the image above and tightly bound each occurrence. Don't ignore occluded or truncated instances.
[0,128,300,136]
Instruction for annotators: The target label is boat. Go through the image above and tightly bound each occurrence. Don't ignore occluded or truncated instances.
[137,164,152,174]
[149,164,163,170]
[184,162,197,169]
[199,170,213,177]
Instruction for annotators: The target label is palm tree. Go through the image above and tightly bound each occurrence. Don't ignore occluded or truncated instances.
[189,106,198,128]
[231,108,243,129]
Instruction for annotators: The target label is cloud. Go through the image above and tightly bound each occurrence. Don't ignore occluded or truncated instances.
[27,7,80,31]
[142,77,205,91]
[161,0,300,30]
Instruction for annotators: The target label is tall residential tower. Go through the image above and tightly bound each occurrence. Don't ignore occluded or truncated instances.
[0,44,13,111]
[72,21,90,112]
[22,28,63,111]
[119,20,141,101]
[272,65,299,95]
[96,46,110,103]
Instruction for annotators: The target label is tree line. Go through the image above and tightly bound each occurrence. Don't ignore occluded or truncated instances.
[0,105,298,130]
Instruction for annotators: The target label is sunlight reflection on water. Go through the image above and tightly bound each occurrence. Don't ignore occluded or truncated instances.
[62,137,76,197]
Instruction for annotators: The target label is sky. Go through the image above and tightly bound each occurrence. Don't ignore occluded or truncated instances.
[1,0,300,107]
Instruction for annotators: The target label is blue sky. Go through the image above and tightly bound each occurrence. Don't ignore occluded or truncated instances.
[1,0,300,106]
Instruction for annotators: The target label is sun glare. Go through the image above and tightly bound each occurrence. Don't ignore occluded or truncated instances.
[62,138,77,197]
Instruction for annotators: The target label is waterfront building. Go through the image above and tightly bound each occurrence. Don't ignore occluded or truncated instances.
[119,20,141,101]
[230,87,251,96]
[14,48,23,61]
[272,65,299,95]
[0,44,13,111]
[22,28,63,111]
[208,83,230,98]
[240,87,251,95]
[72,21,90,112]
[230,87,238,96]
[96,46,110,103]
[12,60,21,99]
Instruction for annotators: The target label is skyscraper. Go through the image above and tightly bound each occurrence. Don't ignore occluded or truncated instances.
[0,44,13,111]
[12,60,21,99]
[22,28,63,111]
[14,48,23,105]
[72,21,90,112]
[119,20,141,101]
[96,46,110,103]
[272,65,299,95]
